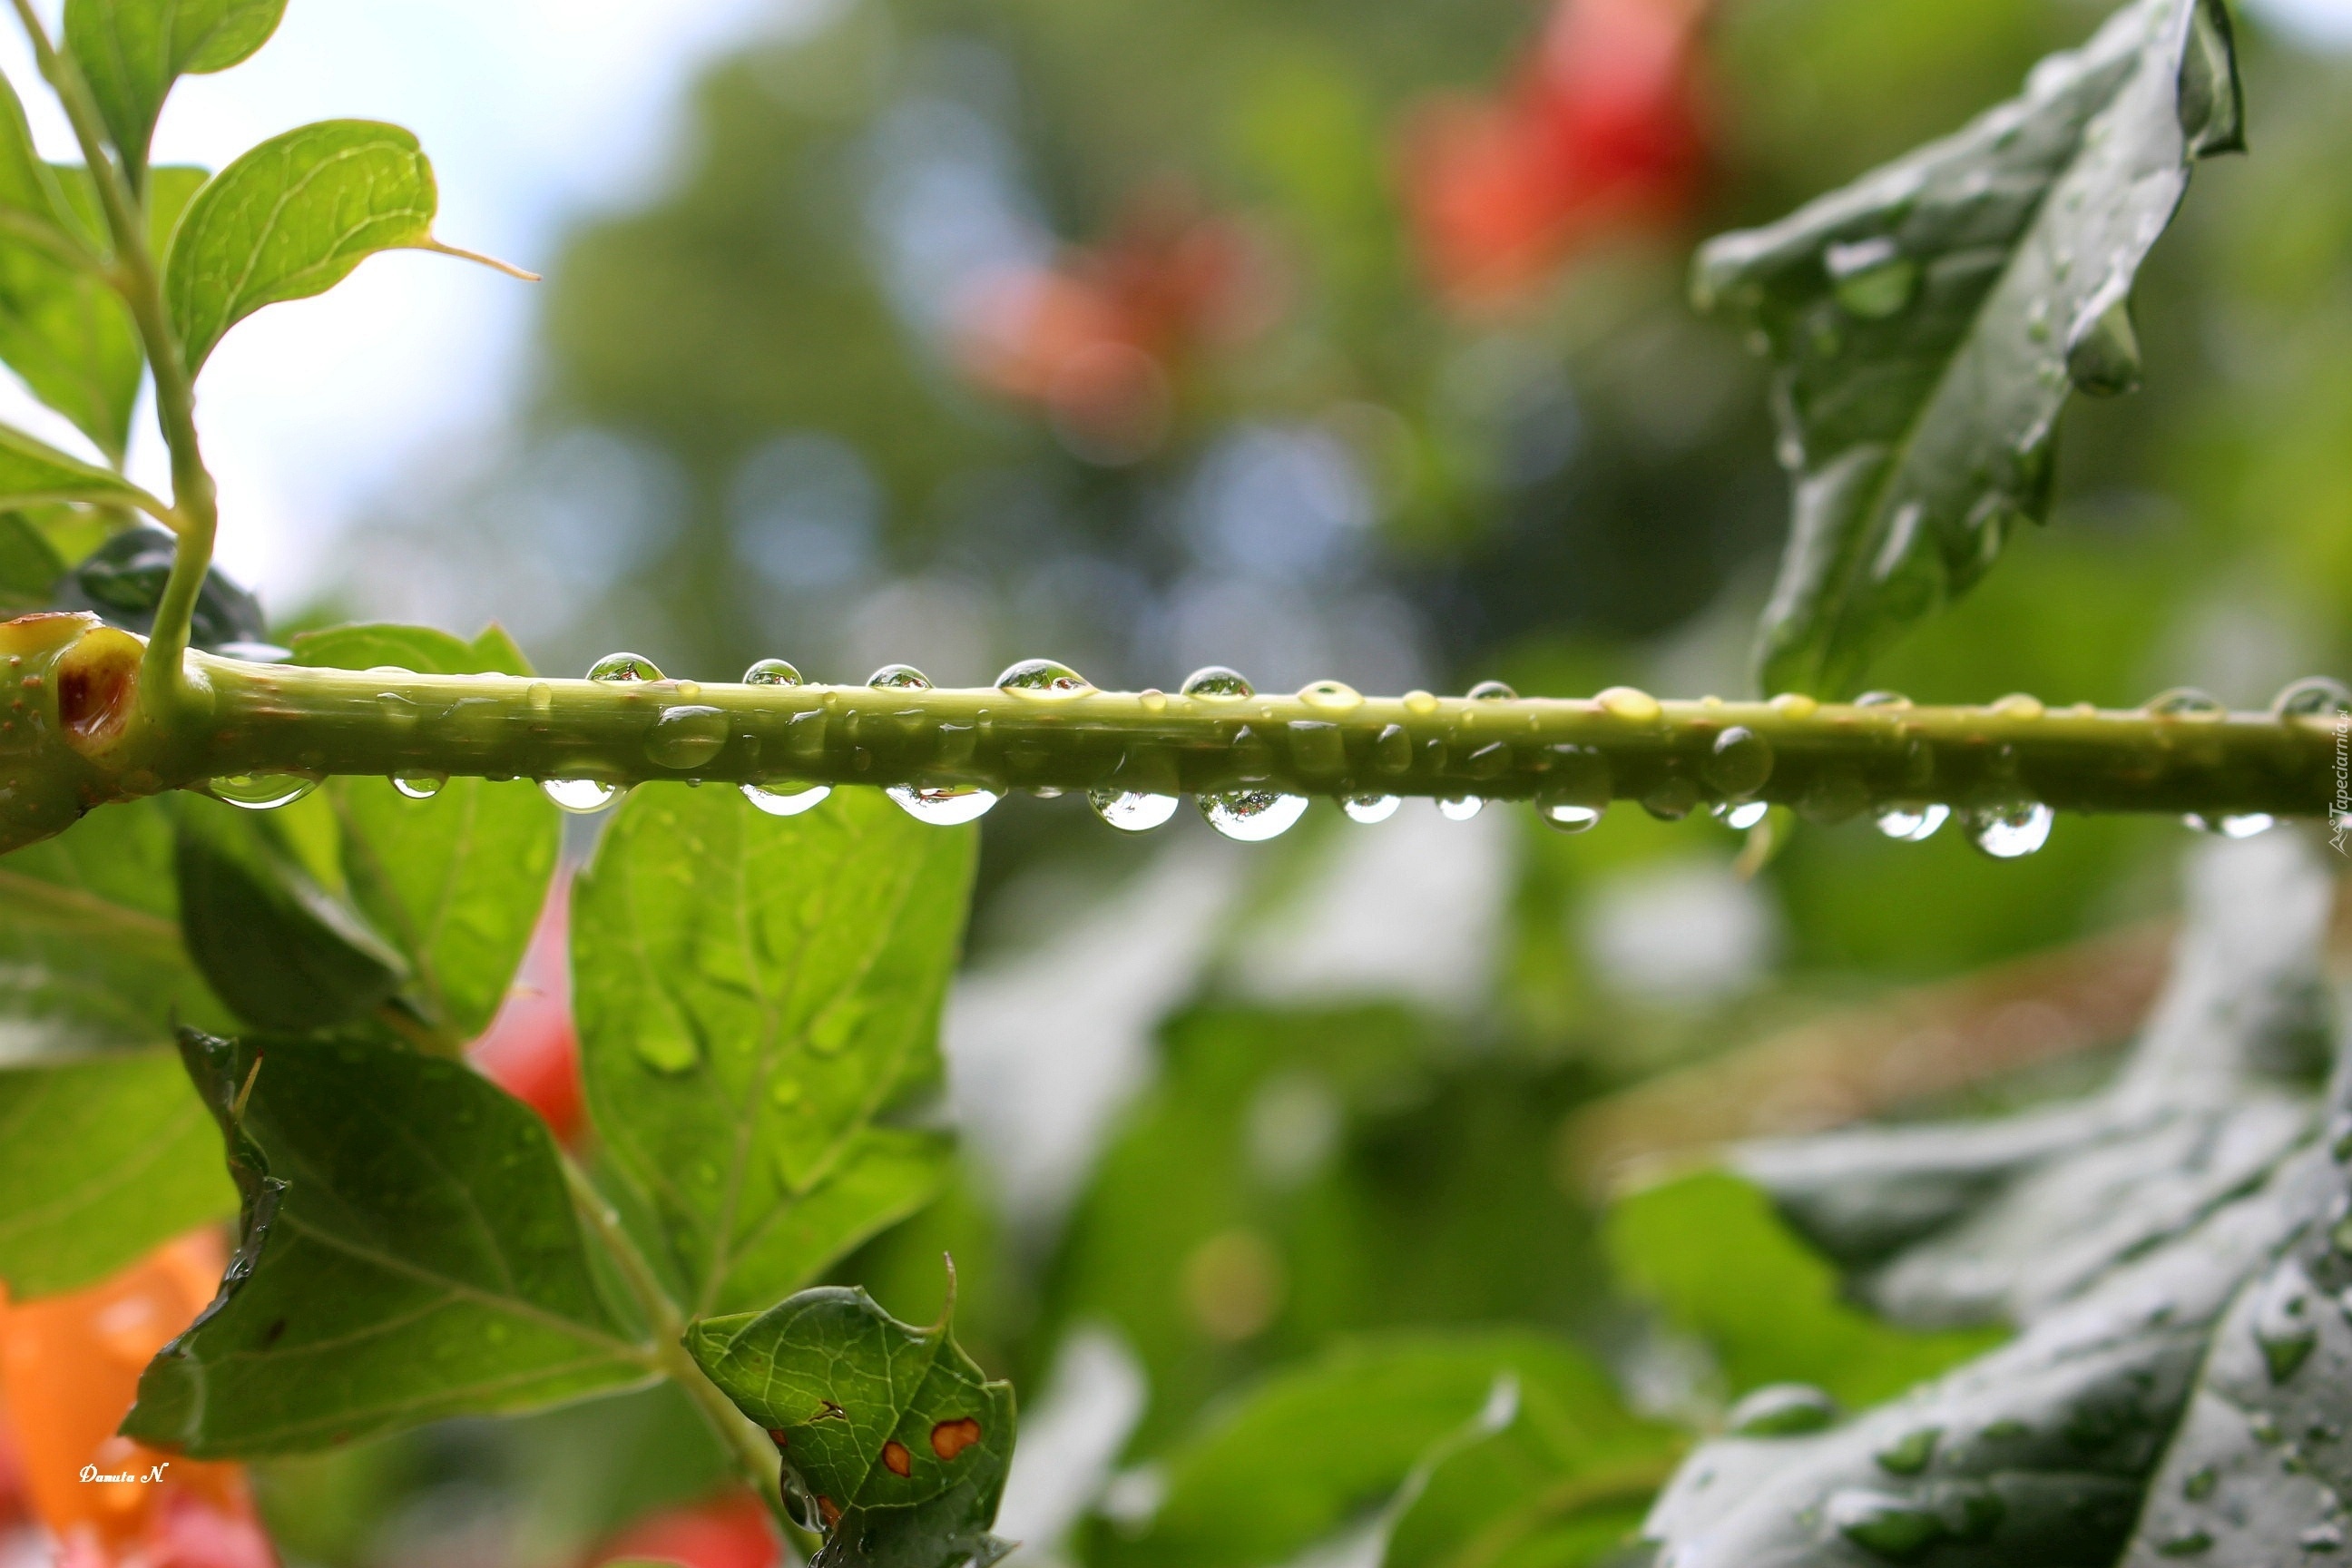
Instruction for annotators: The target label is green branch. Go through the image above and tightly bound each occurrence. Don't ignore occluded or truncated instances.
[159,656,2345,823]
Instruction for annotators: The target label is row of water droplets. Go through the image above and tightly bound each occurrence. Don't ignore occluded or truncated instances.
[198,663,2348,858]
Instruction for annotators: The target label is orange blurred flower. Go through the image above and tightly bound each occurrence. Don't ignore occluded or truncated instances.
[588,1488,778,1568]
[0,1231,276,1568]
[954,182,1284,464]
[1401,0,1710,309]
[469,865,585,1145]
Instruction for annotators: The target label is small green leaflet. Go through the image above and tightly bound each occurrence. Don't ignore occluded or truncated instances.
[0,74,84,253]
[1636,836,2346,1567]
[573,784,972,1318]
[124,1030,652,1457]
[0,420,167,515]
[688,1283,1016,1568]
[1700,0,2242,697]
[0,1050,236,1298]
[164,119,524,374]
[287,620,535,681]
[64,0,289,179]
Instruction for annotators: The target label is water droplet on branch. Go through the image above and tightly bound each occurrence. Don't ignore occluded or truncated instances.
[543,778,622,813]
[588,652,663,683]
[644,705,730,769]
[887,783,999,823]
[207,773,318,810]
[1181,666,1253,700]
[2183,812,2274,839]
[1964,801,2053,858]
[1438,795,1485,820]
[1089,789,1179,832]
[1297,680,1363,711]
[1465,680,1516,701]
[1875,803,1949,842]
[743,658,805,686]
[1597,686,1662,722]
[868,663,933,691]
[742,781,831,817]
[1703,725,1774,797]
[1200,789,1307,841]
[997,658,1093,698]
[392,772,446,800]
[2273,677,2351,719]
[1342,794,1399,824]
[2144,687,2226,719]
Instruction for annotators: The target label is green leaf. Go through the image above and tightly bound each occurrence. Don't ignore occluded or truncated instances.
[0,419,166,512]
[0,509,64,612]
[1698,0,2242,696]
[0,1050,237,1298]
[573,784,974,1318]
[173,794,411,1034]
[1636,837,2344,1568]
[58,524,268,648]
[0,796,229,1053]
[123,1029,652,1456]
[1605,1171,2004,1407]
[288,622,558,1040]
[164,119,441,373]
[1091,1333,1675,1568]
[0,241,143,461]
[64,0,288,175]
[687,1283,1016,1568]
[0,74,73,237]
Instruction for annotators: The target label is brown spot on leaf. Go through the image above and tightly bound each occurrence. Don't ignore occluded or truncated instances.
[931,1417,983,1460]
[54,626,142,750]
[769,1428,789,1449]
[261,1318,289,1348]
[882,1439,913,1477]
[816,1495,841,1529]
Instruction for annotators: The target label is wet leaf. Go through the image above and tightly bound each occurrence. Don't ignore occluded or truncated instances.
[1088,1332,1679,1568]
[164,119,440,372]
[123,1029,651,1456]
[0,796,228,1054]
[572,784,973,1317]
[289,623,558,1040]
[1740,835,2332,1328]
[174,795,410,1034]
[686,1283,1015,1568]
[0,1049,236,1298]
[1699,0,2242,695]
[64,0,288,175]
[1636,836,2347,1567]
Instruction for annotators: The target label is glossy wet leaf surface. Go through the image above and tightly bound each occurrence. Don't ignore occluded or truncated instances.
[0,1049,235,1298]
[123,1030,650,1456]
[1700,0,2241,695]
[573,784,972,1317]
[1637,836,2347,1567]
[174,795,411,1034]
[164,118,439,372]
[1092,1331,1681,1568]
[0,796,227,1053]
[688,1284,1014,1568]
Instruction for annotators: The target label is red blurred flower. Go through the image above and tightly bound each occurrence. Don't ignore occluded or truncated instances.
[468,866,585,1144]
[1401,0,1710,309]
[588,1489,778,1568]
[0,1233,277,1568]
[954,183,1283,463]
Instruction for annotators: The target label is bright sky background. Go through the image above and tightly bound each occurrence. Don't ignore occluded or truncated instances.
[0,0,790,605]
[0,0,2342,614]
